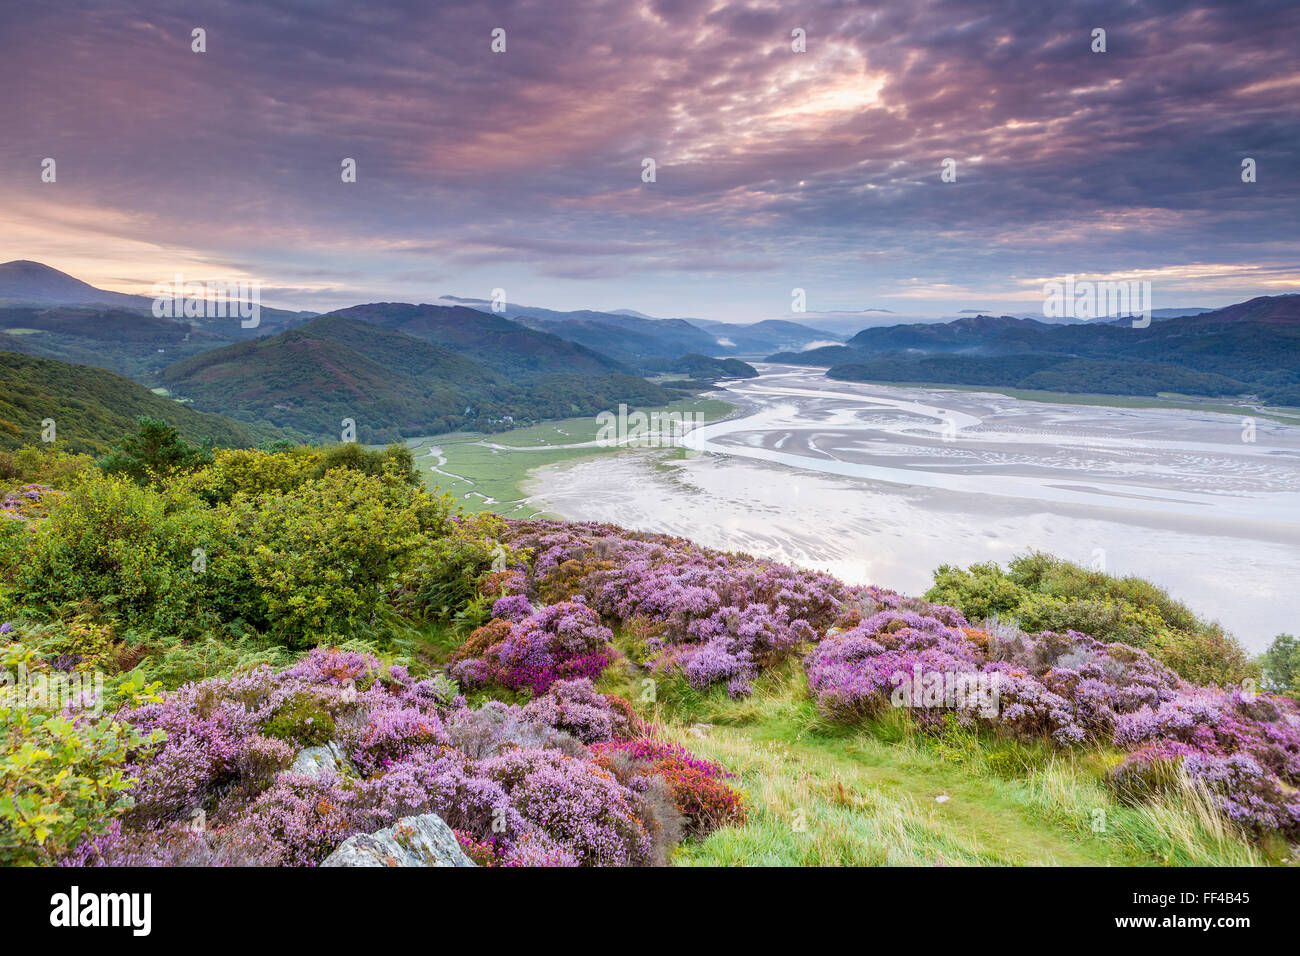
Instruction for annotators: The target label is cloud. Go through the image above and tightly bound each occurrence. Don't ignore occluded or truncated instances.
[0,0,1295,318]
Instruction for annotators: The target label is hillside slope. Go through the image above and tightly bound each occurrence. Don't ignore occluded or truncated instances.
[326,303,631,377]
[774,295,1300,404]
[0,349,266,452]
[160,314,684,441]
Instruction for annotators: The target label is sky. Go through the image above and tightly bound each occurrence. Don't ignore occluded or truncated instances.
[1,0,1297,322]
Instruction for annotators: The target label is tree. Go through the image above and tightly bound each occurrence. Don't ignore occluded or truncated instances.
[97,417,211,485]
[1260,634,1300,699]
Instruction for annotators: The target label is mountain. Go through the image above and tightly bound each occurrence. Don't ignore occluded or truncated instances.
[0,349,267,453]
[0,304,249,380]
[323,303,630,378]
[773,295,1300,404]
[510,314,722,365]
[436,296,836,360]
[0,260,314,329]
[698,319,843,355]
[0,260,151,309]
[159,314,685,442]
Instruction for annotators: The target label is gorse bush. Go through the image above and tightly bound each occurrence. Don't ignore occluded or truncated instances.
[0,447,92,489]
[215,466,449,646]
[6,471,208,632]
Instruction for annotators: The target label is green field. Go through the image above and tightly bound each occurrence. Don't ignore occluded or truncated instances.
[408,396,736,516]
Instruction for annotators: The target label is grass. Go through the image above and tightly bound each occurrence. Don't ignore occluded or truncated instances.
[596,655,1272,867]
[367,582,1280,867]
[408,397,736,516]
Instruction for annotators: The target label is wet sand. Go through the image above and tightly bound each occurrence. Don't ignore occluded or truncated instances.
[524,366,1300,651]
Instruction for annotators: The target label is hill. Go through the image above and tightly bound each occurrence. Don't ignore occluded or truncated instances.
[774,295,1300,404]
[0,259,150,309]
[0,304,244,380]
[326,303,630,378]
[0,260,314,339]
[437,296,838,361]
[159,314,684,441]
[0,349,266,453]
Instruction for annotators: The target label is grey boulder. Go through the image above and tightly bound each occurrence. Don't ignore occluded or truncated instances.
[321,813,475,867]
[289,741,345,777]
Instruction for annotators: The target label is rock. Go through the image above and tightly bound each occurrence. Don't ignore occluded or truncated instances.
[321,814,475,868]
[290,741,343,777]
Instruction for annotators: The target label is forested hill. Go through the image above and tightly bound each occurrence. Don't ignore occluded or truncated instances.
[770,295,1300,404]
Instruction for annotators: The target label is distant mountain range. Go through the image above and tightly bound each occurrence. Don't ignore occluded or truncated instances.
[770,296,1300,405]
[437,295,841,358]
[4,261,1297,444]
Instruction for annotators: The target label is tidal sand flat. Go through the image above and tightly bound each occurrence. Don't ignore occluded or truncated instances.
[524,366,1300,652]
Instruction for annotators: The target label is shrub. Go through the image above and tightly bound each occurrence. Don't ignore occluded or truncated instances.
[0,446,94,490]
[450,602,614,695]
[926,553,1255,686]
[592,738,744,837]
[1260,634,1300,701]
[7,472,209,633]
[403,513,511,623]
[97,417,212,486]
[0,646,165,865]
[213,469,442,646]
[262,692,336,748]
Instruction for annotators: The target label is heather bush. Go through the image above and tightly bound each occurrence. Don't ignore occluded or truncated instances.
[592,737,744,837]
[479,747,654,866]
[57,646,737,866]
[502,520,846,695]
[450,600,614,695]
[519,678,641,744]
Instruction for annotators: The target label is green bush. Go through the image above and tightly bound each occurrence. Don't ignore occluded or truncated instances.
[0,646,165,866]
[6,472,210,633]
[210,467,450,647]
[1260,633,1300,700]
[926,552,1256,686]
[262,692,336,747]
[404,512,511,623]
[0,446,94,490]
[97,417,212,486]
